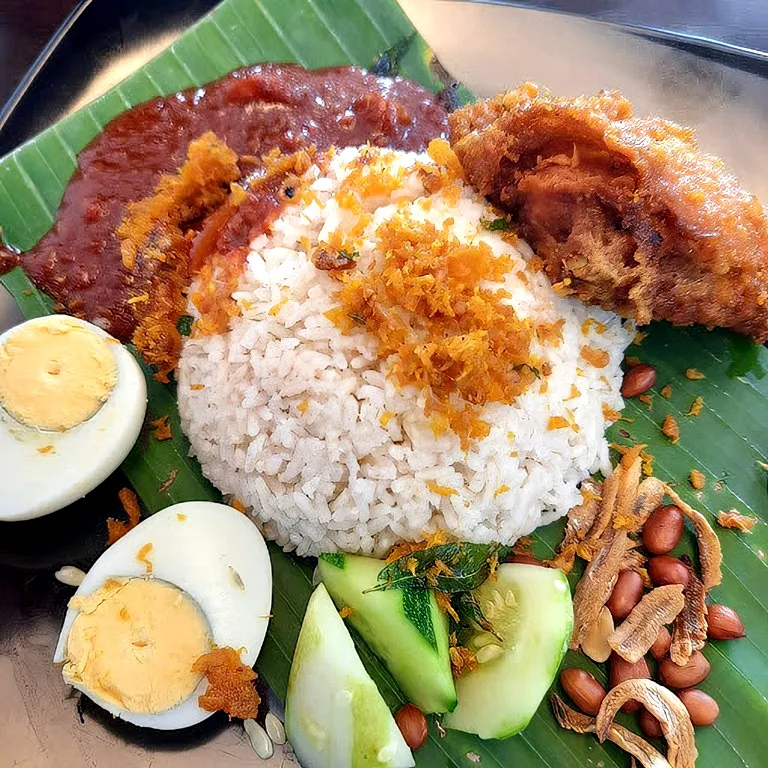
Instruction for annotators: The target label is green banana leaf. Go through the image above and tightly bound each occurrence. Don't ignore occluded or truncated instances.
[1,0,766,765]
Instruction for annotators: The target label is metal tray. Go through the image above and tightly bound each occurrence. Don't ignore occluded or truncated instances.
[3,1,768,765]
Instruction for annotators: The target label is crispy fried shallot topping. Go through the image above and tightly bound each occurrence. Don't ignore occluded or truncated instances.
[670,566,708,666]
[717,509,758,533]
[449,644,478,679]
[571,530,631,650]
[551,694,671,768]
[596,680,697,768]
[663,486,722,590]
[326,212,538,449]
[118,133,241,382]
[192,646,261,720]
[107,488,142,545]
[609,585,685,663]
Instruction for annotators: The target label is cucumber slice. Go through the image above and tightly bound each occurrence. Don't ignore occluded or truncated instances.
[318,553,457,714]
[285,584,414,768]
[443,563,573,739]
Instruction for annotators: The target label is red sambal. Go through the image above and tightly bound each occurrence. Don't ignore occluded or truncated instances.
[6,64,448,340]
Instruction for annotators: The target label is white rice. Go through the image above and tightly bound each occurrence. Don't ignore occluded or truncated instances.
[178,146,632,556]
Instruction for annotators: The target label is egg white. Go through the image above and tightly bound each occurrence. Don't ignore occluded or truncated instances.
[0,315,147,521]
[54,501,273,730]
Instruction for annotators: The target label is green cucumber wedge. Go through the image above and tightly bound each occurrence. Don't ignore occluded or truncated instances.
[443,563,573,739]
[285,584,414,768]
[318,553,456,714]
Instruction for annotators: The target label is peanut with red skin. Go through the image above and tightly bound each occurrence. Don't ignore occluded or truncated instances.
[706,604,746,640]
[649,555,690,588]
[394,704,428,750]
[649,626,672,661]
[659,651,711,689]
[609,653,650,713]
[621,364,657,397]
[642,505,684,555]
[606,570,645,621]
[560,668,606,716]
[638,708,664,739]
[678,689,719,726]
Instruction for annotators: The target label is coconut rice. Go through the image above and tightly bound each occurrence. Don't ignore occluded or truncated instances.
[177,145,632,556]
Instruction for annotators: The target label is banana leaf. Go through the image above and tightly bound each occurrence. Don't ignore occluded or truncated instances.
[1,0,766,765]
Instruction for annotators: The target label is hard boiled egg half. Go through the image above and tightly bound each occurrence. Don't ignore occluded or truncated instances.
[53,501,273,729]
[0,314,147,521]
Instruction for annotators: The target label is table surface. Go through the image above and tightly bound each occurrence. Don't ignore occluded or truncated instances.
[3,1,768,767]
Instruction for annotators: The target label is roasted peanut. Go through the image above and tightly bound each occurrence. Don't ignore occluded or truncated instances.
[659,650,711,689]
[581,606,614,663]
[621,364,657,398]
[394,704,428,750]
[606,570,644,621]
[642,505,684,555]
[706,604,746,640]
[609,653,650,713]
[560,668,607,716]
[638,708,664,739]
[649,626,672,661]
[678,688,719,726]
[648,555,690,588]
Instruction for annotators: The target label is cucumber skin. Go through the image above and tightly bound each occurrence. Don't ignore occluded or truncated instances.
[318,554,457,714]
[443,563,574,740]
[285,584,414,768]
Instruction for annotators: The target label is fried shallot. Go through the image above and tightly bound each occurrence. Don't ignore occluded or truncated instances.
[717,508,758,533]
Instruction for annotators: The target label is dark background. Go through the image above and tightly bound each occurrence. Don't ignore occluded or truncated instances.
[2,0,767,152]
[0,0,77,106]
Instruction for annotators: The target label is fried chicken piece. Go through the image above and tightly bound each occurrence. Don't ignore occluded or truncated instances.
[450,84,768,342]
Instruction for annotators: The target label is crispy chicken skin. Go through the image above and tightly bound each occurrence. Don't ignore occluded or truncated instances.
[450,83,768,342]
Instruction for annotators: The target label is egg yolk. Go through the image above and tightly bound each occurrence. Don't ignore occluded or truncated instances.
[62,577,211,714]
[0,316,117,431]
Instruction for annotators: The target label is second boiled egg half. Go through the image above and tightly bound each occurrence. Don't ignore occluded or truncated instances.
[0,314,147,520]
[54,501,273,729]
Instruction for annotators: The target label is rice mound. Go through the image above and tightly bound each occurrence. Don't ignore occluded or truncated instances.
[177,146,632,556]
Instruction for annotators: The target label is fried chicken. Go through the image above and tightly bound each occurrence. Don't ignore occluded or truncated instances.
[450,83,768,342]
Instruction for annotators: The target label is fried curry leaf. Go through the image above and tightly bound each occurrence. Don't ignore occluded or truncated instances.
[480,216,511,232]
[452,590,502,640]
[371,542,501,593]
[176,314,194,336]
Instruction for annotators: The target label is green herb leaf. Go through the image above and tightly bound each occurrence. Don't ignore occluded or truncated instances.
[176,314,194,336]
[371,542,500,593]
[339,249,360,261]
[480,216,511,232]
[452,591,501,640]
